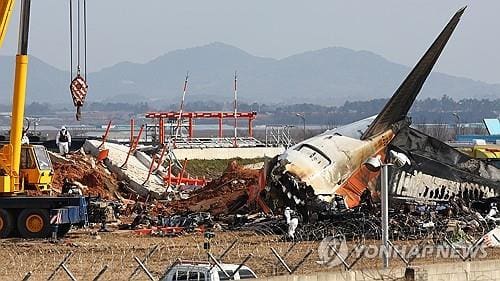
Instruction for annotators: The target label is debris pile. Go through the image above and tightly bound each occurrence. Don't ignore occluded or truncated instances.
[50,151,119,199]
[49,138,500,247]
[166,161,261,216]
[83,140,165,199]
[235,194,500,244]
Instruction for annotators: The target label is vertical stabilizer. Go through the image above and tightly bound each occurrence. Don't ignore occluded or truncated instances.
[361,7,466,140]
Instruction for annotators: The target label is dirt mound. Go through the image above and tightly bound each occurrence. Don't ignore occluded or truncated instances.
[51,153,119,199]
[166,160,261,215]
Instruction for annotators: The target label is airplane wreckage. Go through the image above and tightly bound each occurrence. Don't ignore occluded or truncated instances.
[263,7,500,219]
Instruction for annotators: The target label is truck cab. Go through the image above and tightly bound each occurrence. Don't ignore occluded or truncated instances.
[161,261,257,281]
[20,144,53,191]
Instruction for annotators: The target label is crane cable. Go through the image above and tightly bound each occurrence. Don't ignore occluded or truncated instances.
[69,0,88,121]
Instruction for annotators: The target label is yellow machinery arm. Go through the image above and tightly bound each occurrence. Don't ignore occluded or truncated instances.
[0,0,15,48]
[0,0,31,193]
[0,0,87,239]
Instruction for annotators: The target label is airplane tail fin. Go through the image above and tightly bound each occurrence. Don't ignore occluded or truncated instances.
[361,7,466,140]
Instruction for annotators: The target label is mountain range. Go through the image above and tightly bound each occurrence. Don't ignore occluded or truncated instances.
[0,42,499,106]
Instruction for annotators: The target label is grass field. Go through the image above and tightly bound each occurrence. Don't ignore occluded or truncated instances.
[184,158,267,178]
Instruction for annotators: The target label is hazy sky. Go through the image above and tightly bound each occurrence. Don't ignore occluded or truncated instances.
[1,0,499,84]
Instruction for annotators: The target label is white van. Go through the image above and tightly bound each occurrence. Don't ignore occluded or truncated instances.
[161,261,257,281]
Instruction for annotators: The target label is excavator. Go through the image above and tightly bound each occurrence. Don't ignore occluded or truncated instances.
[0,0,87,238]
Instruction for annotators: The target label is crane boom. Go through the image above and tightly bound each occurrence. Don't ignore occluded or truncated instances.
[0,0,15,48]
[0,0,30,193]
[0,0,88,238]
[10,0,31,192]
[0,0,20,193]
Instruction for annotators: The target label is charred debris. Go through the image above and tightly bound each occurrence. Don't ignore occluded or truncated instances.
[53,137,500,244]
[51,7,499,244]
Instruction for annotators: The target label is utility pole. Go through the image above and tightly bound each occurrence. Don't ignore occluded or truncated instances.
[365,151,411,269]
[452,112,461,137]
[381,163,390,268]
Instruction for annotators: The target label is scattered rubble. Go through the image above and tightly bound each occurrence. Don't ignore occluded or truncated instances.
[49,151,118,199]
[49,139,500,249]
[233,194,500,246]
[83,140,165,198]
[166,161,261,216]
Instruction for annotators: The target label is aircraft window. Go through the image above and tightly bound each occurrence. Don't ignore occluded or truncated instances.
[297,144,331,168]
[238,269,257,278]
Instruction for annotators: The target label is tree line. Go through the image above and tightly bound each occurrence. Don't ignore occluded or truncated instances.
[16,95,500,126]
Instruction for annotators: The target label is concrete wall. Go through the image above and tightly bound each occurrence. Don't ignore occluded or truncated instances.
[172,147,285,160]
[258,259,500,280]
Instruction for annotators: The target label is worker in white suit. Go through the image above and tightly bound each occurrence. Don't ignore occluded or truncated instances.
[56,126,71,156]
[284,207,299,239]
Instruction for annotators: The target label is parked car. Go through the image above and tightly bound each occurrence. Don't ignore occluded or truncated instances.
[161,260,257,281]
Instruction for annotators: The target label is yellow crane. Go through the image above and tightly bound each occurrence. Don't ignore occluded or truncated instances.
[0,0,87,238]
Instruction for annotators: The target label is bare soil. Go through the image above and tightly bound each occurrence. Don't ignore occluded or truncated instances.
[52,157,119,200]
[166,161,261,215]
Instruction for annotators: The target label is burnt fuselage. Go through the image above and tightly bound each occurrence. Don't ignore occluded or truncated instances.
[266,128,394,213]
[261,7,500,217]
